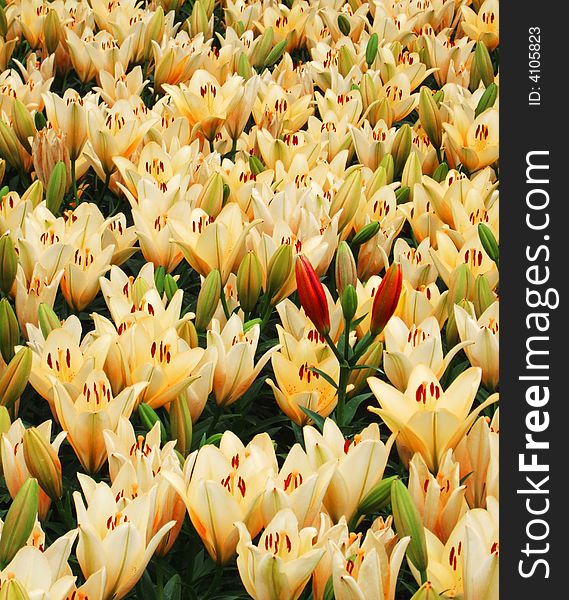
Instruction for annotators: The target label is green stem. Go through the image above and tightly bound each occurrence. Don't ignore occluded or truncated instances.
[220,285,231,320]
[203,564,223,600]
[435,146,443,165]
[156,558,164,600]
[323,332,345,365]
[229,137,238,162]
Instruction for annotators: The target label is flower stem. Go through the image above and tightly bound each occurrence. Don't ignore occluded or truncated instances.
[71,158,77,204]
[220,285,231,320]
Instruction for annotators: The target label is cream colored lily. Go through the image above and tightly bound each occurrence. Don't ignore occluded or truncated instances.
[368,364,496,472]
[461,0,499,50]
[170,202,261,285]
[261,443,334,528]
[408,450,467,543]
[383,316,470,391]
[235,508,325,600]
[267,333,339,426]
[165,430,277,564]
[304,419,393,523]
[104,417,185,556]
[74,474,175,600]
[396,281,449,329]
[208,313,277,407]
[51,371,146,473]
[454,301,499,390]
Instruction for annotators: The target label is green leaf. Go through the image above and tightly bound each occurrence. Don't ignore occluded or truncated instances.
[300,407,326,431]
[308,366,338,389]
[164,574,182,600]
[343,392,373,424]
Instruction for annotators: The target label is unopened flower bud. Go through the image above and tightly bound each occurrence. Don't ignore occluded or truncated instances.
[446,298,473,347]
[470,42,494,90]
[341,284,358,323]
[264,39,287,68]
[249,154,265,176]
[38,303,61,338]
[43,9,63,54]
[23,427,63,500]
[391,478,428,574]
[395,186,410,205]
[197,172,224,217]
[338,45,354,77]
[138,403,167,442]
[143,6,165,62]
[401,153,422,196]
[366,32,379,67]
[419,86,442,150]
[337,14,351,35]
[237,52,252,79]
[46,161,67,215]
[31,127,70,189]
[432,162,449,182]
[473,274,496,317]
[0,120,22,170]
[154,265,166,295]
[195,270,222,330]
[0,299,19,364]
[335,241,357,296]
[0,578,29,600]
[475,82,498,117]
[0,233,17,295]
[295,255,330,336]
[237,251,263,314]
[12,99,35,155]
[177,319,199,348]
[357,475,399,516]
[0,347,31,409]
[379,153,395,183]
[370,263,402,336]
[251,27,274,68]
[169,394,193,457]
[0,406,10,476]
[188,0,209,37]
[478,223,499,267]
[352,221,380,246]
[0,478,39,569]
[391,124,412,177]
[266,244,293,304]
[448,263,475,304]
[164,275,178,302]
[330,167,362,231]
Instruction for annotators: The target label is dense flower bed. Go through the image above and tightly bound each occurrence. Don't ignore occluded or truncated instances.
[0,0,499,598]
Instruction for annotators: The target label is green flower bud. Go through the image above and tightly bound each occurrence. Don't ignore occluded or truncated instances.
[337,14,351,35]
[341,284,358,323]
[23,427,63,500]
[391,124,412,177]
[0,578,30,600]
[249,154,265,176]
[265,244,293,304]
[0,347,31,409]
[330,167,362,231]
[391,478,428,574]
[154,265,166,295]
[401,153,422,196]
[0,119,22,170]
[189,0,209,37]
[358,475,399,515]
[44,9,63,55]
[243,318,262,333]
[22,180,44,207]
[169,394,193,457]
[264,39,287,68]
[164,274,178,303]
[237,251,263,314]
[38,303,61,338]
[0,478,39,569]
[395,186,410,205]
[348,339,383,397]
[12,99,35,155]
[449,263,475,304]
[195,270,222,331]
[470,42,494,90]
[351,221,380,246]
[0,6,7,38]
[475,82,498,117]
[197,172,224,217]
[46,161,67,215]
[367,166,388,198]
[0,406,10,476]
[473,274,495,317]
[132,277,151,307]
[138,403,167,442]
[34,111,47,131]
[338,45,355,77]
[419,86,443,150]
[432,162,449,183]
[335,241,357,295]
[379,153,395,183]
[0,233,17,295]
[0,299,19,364]
[478,223,499,267]
[250,27,274,67]
[177,319,199,349]
[366,33,379,67]
[237,52,252,79]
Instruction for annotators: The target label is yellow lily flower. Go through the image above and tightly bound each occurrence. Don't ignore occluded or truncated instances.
[208,313,277,407]
[393,238,438,289]
[166,430,277,564]
[104,417,185,556]
[408,450,467,543]
[261,443,334,528]
[267,333,339,426]
[235,508,325,600]
[73,474,175,599]
[383,315,470,391]
[396,281,449,329]
[461,0,499,50]
[304,419,393,523]
[51,372,146,473]
[368,365,497,472]
[454,301,499,390]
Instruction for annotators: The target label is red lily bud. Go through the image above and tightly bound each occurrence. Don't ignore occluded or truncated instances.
[295,255,330,336]
[370,263,402,335]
